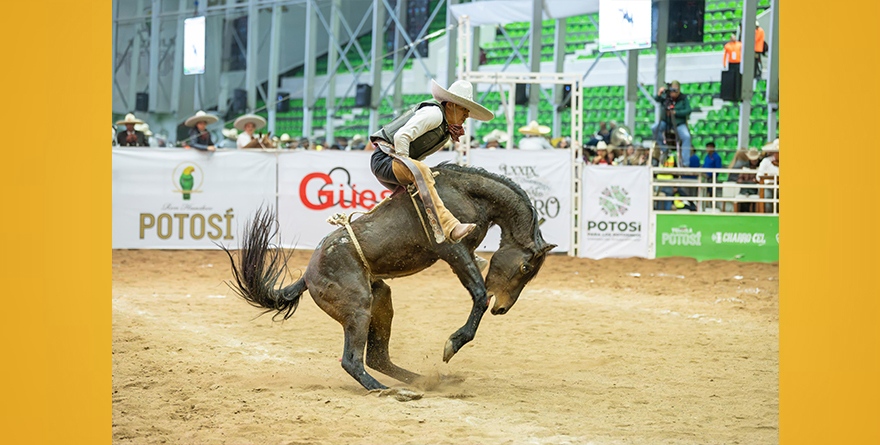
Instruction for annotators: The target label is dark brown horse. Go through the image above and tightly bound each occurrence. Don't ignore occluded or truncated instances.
[224,163,555,390]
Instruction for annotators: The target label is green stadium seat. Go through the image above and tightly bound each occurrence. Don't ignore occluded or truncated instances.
[723,11,734,20]
[702,95,713,107]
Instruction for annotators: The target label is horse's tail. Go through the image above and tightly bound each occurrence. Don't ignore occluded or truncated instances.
[220,207,307,321]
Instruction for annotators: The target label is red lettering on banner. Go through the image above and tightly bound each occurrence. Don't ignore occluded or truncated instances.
[300,172,334,210]
[300,169,389,211]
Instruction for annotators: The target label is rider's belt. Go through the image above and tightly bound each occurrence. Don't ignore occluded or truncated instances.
[370,101,449,161]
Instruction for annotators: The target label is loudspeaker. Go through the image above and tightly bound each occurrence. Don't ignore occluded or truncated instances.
[561,85,572,108]
[276,92,290,113]
[232,89,247,114]
[515,84,529,105]
[720,64,742,102]
[355,84,372,107]
[135,93,149,112]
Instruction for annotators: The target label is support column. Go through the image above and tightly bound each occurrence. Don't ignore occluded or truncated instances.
[624,49,638,130]
[527,0,542,123]
[368,0,386,133]
[193,0,207,111]
[170,0,187,114]
[766,0,779,141]
[654,0,669,125]
[737,0,757,148]
[326,0,341,144]
[552,18,566,138]
[267,3,282,134]
[148,0,160,111]
[128,0,144,112]
[445,0,459,88]
[470,25,481,71]
[393,0,408,111]
[245,0,259,112]
[218,6,235,115]
[303,0,318,136]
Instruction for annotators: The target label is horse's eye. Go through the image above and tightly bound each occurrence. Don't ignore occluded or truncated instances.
[520,264,531,274]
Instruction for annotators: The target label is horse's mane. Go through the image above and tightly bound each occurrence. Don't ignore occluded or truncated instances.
[434,162,544,246]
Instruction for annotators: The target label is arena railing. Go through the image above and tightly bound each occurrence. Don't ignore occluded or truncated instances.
[649,166,779,215]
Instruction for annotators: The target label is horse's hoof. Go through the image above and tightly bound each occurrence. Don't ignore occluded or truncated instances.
[373,387,423,402]
[443,338,456,363]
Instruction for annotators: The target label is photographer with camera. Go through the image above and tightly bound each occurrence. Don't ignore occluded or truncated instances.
[651,80,693,165]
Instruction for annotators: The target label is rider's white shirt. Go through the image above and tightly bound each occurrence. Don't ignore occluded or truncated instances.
[393,106,443,159]
[517,137,554,150]
[236,133,255,149]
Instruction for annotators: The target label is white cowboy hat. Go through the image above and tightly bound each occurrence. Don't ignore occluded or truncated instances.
[762,138,779,152]
[184,110,219,127]
[746,148,761,160]
[233,113,267,131]
[115,113,144,126]
[280,133,292,142]
[430,79,494,122]
[595,141,608,150]
[222,128,238,139]
[134,123,153,136]
[482,129,509,143]
[351,134,365,143]
[519,120,551,136]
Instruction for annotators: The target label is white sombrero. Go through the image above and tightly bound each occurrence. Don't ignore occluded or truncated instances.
[134,123,153,136]
[185,110,219,127]
[595,141,608,150]
[482,129,509,143]
[233,113,267,131]
[746,148,761,160]
[430,79,494,122]
[762,138,779,153]
[518,120,551,136]
[280,133,292,142]
[351,134,365,143]
[115,113,144,126]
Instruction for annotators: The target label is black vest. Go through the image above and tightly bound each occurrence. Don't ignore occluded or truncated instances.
[370,101,450,161]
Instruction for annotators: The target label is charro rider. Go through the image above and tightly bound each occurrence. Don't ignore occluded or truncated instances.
[369,79,494,244]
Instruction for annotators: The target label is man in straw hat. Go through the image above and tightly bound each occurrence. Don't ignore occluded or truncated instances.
[369,79,494,244]
[219,128,239,148]
[233,113,268,148]
[482,129,508,149]
[184,110,219,151]
[517,121,554,150]
[115,113,148,147]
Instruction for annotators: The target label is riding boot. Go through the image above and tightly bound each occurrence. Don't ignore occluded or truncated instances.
[391,158,469,241]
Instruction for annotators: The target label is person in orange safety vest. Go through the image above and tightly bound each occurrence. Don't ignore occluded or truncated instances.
[723,34,742,69]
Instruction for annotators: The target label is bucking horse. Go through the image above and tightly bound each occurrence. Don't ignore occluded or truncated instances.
[223,163,555,390]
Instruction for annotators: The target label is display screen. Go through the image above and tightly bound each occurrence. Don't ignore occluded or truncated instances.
[184,16,206,75]
[598,0,652,52]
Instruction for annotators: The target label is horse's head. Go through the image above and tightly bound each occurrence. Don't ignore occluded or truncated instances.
[485,239,555,315]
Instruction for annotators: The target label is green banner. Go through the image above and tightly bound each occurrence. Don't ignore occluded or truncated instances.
[655,214,779,262]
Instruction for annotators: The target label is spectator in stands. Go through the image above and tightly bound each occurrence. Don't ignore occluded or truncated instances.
[115,113,148,147]
[619,144,637,165]
[349,134,366,150]
[734,148,762,212]
[234,113,267,148]
[331,136,348,151]
[757,139,779,212]
[517,121,554,150]
[586,121,609,147]
[754,21,767,77]
[218,128,238,148]
[483,129,508,148]
[651,81,693,163]
[134,123,157,147]
[112,126,117,146]
[654,151,677,211]
[314,138,326,151]
[723,33,742,70]
[184,111,218,152]
[556,137,571,149]
[277,133,292,149]
[591,141,611,165]
[634,148,649,166]
[298,137,311,150]
[702,142,722,180]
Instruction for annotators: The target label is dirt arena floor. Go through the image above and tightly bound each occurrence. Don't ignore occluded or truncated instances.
[112,249,778,445]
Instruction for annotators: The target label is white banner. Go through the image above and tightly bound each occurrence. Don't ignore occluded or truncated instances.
[277,151,457,249]
[468,149,571,253]
[579,165,650,259]
[112,148,276,249]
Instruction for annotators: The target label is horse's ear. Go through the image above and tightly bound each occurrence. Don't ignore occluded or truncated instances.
[539,244,556,254]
